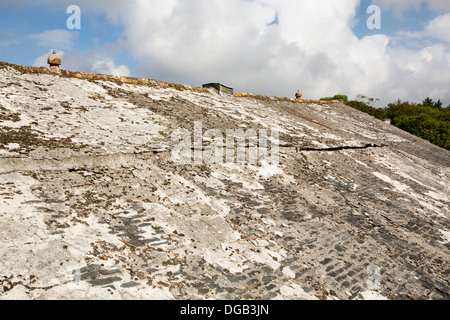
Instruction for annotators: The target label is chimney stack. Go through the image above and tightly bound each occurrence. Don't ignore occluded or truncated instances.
[48,50,61,71]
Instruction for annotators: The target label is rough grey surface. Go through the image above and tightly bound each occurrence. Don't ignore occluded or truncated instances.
[0,65,449,300]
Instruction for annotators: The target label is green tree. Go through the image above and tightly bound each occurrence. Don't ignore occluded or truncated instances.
[319,95,449,150]
[355,94,380,107]
[396,115,449,149]
[422,97,443,109]
[386,99,449,150]
[346,100,386,120]
[422,97,434,107]
[386,101,419,120]
[320,94,349,104]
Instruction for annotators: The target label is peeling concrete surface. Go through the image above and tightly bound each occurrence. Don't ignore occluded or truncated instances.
[0,64,449,300]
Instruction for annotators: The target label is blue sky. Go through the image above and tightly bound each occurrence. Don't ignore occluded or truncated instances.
[354,0,436,38]
[0,3,133,70]
[1,0,449,107]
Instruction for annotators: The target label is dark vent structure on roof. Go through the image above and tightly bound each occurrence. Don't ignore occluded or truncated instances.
[202,83,234,97]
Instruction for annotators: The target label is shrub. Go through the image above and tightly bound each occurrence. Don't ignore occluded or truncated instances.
[320,94,349,104]
[346,100,386,120]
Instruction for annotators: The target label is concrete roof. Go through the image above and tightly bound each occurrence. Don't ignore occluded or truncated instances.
[0,63,449,300]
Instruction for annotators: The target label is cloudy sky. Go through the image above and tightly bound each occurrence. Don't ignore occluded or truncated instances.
[1,0,449,107]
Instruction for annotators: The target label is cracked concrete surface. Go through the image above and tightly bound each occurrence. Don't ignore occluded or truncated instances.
[0,64,449,300]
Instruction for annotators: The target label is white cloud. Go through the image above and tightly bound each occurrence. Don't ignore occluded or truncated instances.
[28,0,450,106]
[109,0,377,98]
[426,12,450,42]
[28,29,78,50]
[33,49,130,77]
[372,0,450,13]
[105,0,408,104]
[386,44,450,103]
[32,49,65,68]
[89,54,131,76]
[379,12,450,104]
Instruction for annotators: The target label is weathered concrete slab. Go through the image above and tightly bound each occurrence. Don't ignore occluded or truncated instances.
[0,64,448,300]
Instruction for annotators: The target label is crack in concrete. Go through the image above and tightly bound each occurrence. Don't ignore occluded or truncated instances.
[1,276,58,293]
[0,148,169,174]
[0,144,385,174]
[295,143,385,152]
